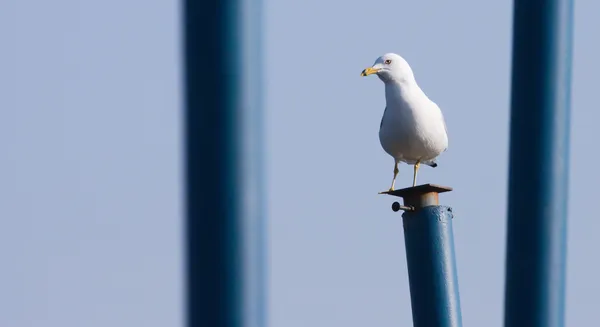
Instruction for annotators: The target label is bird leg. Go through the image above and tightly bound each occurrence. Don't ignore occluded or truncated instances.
[389,162,399,192]
[412,161,421,187]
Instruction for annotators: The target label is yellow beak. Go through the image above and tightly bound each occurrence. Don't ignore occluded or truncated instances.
[361,67,380,76]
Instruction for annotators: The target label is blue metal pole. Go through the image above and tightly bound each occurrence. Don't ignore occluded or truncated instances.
[504,0,573,326]
[184,0,265,326]
[388,184,462,327]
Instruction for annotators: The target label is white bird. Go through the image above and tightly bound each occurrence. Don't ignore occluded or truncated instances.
[361,53,448,192]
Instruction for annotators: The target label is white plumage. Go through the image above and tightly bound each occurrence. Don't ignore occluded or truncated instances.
[361,53,448,191]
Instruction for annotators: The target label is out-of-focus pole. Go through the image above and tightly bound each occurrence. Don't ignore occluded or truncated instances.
[184,0,265,325]
[504,0,573,326]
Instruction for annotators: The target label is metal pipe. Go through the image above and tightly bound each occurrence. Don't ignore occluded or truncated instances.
[387,184,462,327]
[184,0,265,326]
[504,0,573,326]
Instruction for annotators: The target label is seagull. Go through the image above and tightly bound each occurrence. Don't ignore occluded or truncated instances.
[361,53,448,192]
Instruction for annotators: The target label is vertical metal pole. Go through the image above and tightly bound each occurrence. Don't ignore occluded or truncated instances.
[388,184,462,327]
[504,0,573,326]
[184,0,265,326]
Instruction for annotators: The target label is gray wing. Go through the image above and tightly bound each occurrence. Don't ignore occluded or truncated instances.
[442,115,448,135]
[437,102,448,152]
[440,110,448,152]
[380,106,387,129]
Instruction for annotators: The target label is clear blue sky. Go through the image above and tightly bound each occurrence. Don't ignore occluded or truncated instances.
[2,0,600,326]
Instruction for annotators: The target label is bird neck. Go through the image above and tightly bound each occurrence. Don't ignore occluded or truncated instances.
[384,80,423,104]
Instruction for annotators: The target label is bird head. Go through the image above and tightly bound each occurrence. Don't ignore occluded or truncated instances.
[361,53,415,84]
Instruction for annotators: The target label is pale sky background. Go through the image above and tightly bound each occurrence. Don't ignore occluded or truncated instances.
[2,0,600,326]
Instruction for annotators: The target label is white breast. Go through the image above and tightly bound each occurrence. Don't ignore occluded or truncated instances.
[378,83,448,164]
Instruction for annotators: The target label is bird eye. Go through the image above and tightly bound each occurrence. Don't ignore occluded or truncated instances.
[384,59,392,64]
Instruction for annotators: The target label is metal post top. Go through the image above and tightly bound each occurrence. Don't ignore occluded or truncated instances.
[382,184,453,198]
[381,184,453,211]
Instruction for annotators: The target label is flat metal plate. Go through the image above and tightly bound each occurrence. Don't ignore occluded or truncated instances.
[380,184,453,198]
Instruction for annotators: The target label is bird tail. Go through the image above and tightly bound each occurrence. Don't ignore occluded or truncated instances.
[424,160,438,168]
